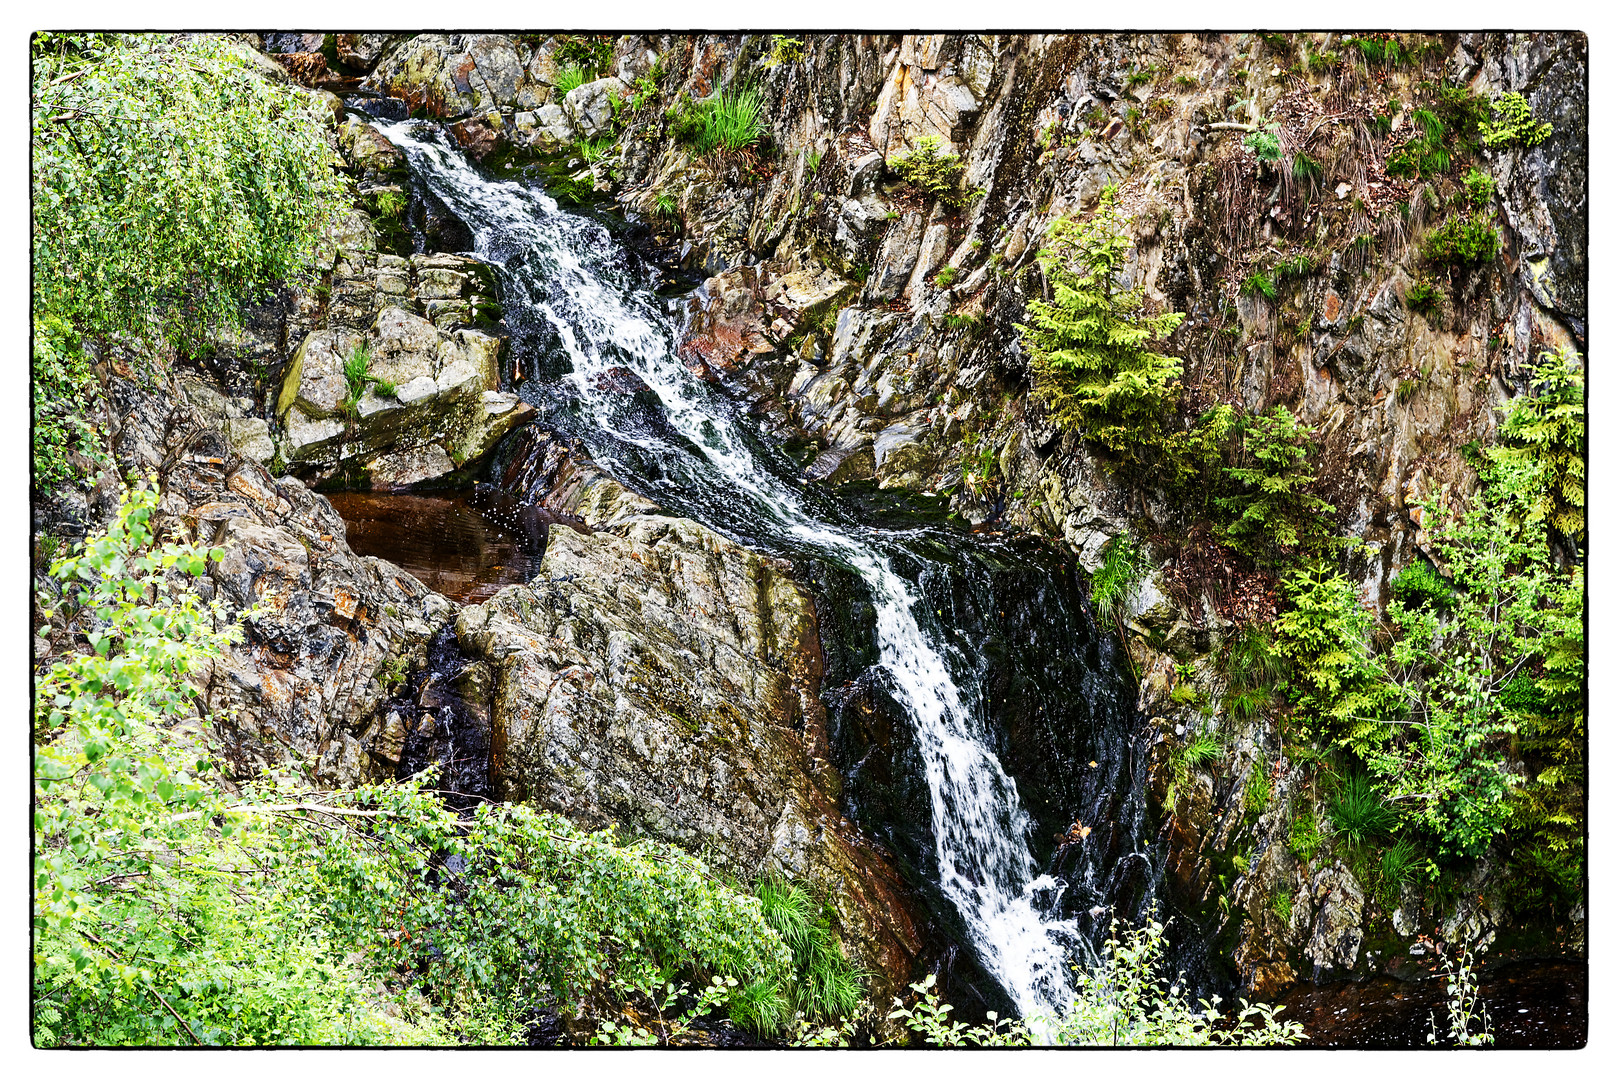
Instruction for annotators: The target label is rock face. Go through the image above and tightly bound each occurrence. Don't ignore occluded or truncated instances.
[90,370,456,787]
[451,440,924,1002]
[275,305,530,487]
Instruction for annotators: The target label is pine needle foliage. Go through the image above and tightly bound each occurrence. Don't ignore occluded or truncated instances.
[1214,406,1336,564]
[1018,187,1186,468]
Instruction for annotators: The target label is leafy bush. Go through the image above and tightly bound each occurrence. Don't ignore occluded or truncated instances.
[1479,91,1552,150]
[32,35,343,356]
[765,35,805,66]
[1422,213,1501,269]
[31,34,344,490]
[669,84,767,155]
[1390,560,1454,612]
[1213,406,1336,564]
[34,485,799,1045]
[1017,187,1185,466]
[1461,165,1496,207]
[1486,346,1584,543]
[888,135,967,204]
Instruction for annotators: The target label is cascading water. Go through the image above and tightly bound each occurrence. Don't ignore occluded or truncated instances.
[374,119,1150,1021]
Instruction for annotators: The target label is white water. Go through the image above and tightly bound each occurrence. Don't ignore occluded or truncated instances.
[381,122,1083,1018]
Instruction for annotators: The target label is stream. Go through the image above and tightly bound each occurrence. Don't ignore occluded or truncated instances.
[361,117,1158,1023]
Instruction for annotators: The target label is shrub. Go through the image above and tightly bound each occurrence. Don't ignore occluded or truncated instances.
[1421,213,1500,269]
[31,34,344,488]
[888,135,967,204]
[34,484,799,1046]
[1390,560,1453,612]
[888,915,1303,1046]
[1479,91,1552,150]
[1017,187,1185,466]
[1213,406,1336,564]
[1461,165,1496,207]
[765,35,805,66]
[1486,346,1585,543]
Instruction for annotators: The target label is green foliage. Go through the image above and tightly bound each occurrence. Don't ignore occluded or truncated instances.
[1213,406,1336,563]
[1421,213,1500,269]
[1390,560,1454,613]
[765,35,805,66]
[1243,761,1272,818]
[1386,108,1452,179]
[1479,91,1552,150]
[1347,34,1408,69]
[669,84,767,156]
[1274,564,1400,758]
[1378,836,1422,906]
[32,35,344,358]
[1269,887,1294,923]
[889,915,1302,1046]
[1018,187,1185,466]
[34,486,799,1045]
[652,192,680,222]
[1292,153,1323,185]
[1240,269,1276,299]
[1405,277,1444,317]
[1222,623,1286,725]
[553,34,612,77]
[755,879,863,1030]
[888,136,968,204]
[31,34,343,490]
[1243,124,1282,163]
[1289,806,1324,863]
[932,264,959,288]
[1329,774,1397,847]
[1426,950,1493,1046]
[1090,532,1148,627]
[1461,165,1496,207]
[32,316,105,491]
[553,65,588,95]
[1486,346,1584,543]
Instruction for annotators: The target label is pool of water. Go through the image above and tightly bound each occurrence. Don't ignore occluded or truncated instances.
[1276,960,1586,1048]
[326,491,538,603]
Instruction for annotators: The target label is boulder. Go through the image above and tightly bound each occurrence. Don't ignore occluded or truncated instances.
[275,306,526,486]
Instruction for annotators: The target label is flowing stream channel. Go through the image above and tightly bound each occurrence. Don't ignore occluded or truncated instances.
[371,119,1154,1021]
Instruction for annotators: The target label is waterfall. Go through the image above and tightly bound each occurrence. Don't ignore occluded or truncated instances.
[376,121,1113,1019]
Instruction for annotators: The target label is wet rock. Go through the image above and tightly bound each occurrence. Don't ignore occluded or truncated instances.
[334,33,395,72]
[869,211,924,301]
[1305,864,1366,979]
[455,461,924,1004]
[99,373,456,786]
[804,444,875,485]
